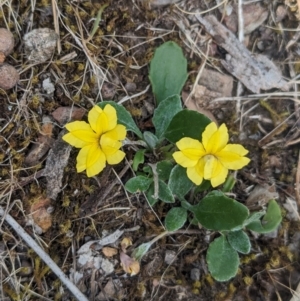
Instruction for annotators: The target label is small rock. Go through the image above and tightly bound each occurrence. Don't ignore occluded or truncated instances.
[42,78,55,94]
[125,82,137,92]
[101,82,116,99]
[19,260,33,276]
[164,250,177,265]
[190,268,201,281]
[24,28,57,63]
[276,5,288,23]
[51,106,85,125]
[0,28,14,57]
[0,63,19,89]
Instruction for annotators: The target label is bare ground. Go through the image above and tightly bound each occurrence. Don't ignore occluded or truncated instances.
[1,0,300,300]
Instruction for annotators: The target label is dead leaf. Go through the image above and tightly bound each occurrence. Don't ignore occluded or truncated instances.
[120,237,132,252]
[224,3,268,35]
[120,251,140,276]
[77,229,124,254]
[51,106,85,125]
[28,197,52,233]
[182,91,218,124]
[196,15,289,93]
[102,247,118,257]
[96,279,125,301]
[246,184,279,210]
[25,117,54,166]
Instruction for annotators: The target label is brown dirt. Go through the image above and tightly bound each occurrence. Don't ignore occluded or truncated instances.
[1,1,300,300]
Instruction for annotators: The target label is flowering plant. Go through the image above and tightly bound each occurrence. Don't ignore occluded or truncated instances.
[63,41,282,281]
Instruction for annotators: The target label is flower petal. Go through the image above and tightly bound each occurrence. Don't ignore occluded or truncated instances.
[187,163,204,185]
[103,124,126,141]
[202,123,228,153]
[103,104,118,132]
[216,144,250,170]
[88,104,117,135]
[202,155,228,187]
[176,137,205,160]
[210,165,228,187]
[106,149,125,165]
[173,151,198,168]
[88,106,104,134]
[63,121,98,147]
[100,136,122,156]
[76,143,106,177]
[86,143,106,177]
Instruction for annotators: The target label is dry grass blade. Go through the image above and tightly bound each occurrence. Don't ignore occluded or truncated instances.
[0,206,89,301]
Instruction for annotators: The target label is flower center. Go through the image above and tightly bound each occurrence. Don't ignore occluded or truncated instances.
[203,154,214,162]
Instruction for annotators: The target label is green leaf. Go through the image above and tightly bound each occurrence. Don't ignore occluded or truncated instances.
[157,179,175,203]
[192,191,249,231]
[227,230,251,254]
[146,180,175,205]
[181,200,194,211]
[133,149,145,171]
[165,110,211,144]
[157,160,173,181]
[149,41,188,104]
[243,211,265,227]
[145,183,159,206]
[207,236,239,282]
[246,200,282,234]
[143,131,158,149]
[125,176,152,193]
[165,207,187,231]
[132,242,152,261]
[169,165,193,198]
[153,95,182,139]
[97,101,143,138]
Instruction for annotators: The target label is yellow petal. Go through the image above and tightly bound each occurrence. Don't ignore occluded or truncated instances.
[88,105,118,135]
[106,149,125,165]
[176,137,205,153]
[86,144,106,177]
[216,144,250,170]
[173,151,198,168]
[103,104,118,132]
[202,122,217,151]
[203,155,219,179]
[103,124,126,141]
[63,121,98,147]
[202,123,228,153]
[100,136,122,156]
[187,164,204,185]
[88,106,104,134]
[210,165,228,187]
[76,143,106,177]
[202,155,228,187]
[76,145,90,172]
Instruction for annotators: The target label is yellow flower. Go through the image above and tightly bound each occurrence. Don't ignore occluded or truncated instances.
[62,104,126,177]
[173,122,250,187]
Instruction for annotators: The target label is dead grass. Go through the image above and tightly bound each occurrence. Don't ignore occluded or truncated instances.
[1,0,300,300]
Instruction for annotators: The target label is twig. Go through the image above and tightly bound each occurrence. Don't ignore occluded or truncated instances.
[295,150,300,206]
[51,0,61,54]
[118,84,150,105]
[148,163,159,199]
[0,206,89,301]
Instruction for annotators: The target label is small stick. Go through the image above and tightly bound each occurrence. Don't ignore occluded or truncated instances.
[295,150,300,206]
[0,206,89,301]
